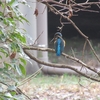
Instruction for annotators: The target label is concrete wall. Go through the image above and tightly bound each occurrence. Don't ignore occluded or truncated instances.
[19,0,38,74]
[19,1,48,74]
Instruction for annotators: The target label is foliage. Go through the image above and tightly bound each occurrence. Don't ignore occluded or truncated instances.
[0,0,100,99]
[0,0,28,99]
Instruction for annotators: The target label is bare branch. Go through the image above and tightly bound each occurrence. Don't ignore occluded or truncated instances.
[24,49,100,82]
[57,16,64,31]
[85,0,89,3]
[33,31,44,45]
[23,46,99,75]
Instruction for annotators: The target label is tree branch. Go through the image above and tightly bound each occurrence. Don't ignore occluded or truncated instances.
[24,49,100,82]
[23,46,100,75]
[30,0,100,82]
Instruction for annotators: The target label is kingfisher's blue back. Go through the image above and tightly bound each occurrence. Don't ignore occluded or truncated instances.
[50,32,65,56]
[55,38,64,56]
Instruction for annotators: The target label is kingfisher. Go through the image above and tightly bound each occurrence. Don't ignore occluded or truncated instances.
[50,32,65,56]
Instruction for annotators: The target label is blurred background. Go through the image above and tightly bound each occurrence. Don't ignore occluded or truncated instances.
[20,0,100,74]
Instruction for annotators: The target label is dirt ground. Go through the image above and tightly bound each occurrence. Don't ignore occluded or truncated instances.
[20,75,100,100]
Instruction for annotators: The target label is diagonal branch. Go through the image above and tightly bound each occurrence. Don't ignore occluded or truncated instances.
[24,49,100,82]
[23,46,100,75]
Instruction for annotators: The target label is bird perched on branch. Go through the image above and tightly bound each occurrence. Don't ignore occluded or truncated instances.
[50,32,65,56]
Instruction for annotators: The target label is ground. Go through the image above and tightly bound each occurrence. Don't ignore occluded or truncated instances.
[20,74,100,100]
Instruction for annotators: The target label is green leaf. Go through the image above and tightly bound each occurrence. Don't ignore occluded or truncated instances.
[19,15,29,23]
[7,85,16,91]
[3,62,11,69]
[0,1,28,99]
[0,11,3,16]
[14,64,22,76]
[0,68,3,72]
[3,71,13,80]
[15,33,26,43]
[4,92,12,98]
[10,32,26,43]
[0,87,3,92]
[0,47,8,57]
[19,64,26,76]
[7,18,15,25]
[13,63,26,76]
[0,1,2,5]
[20,58,27,66]
[3,18,9,25]
[0,55,2,59]
[0,33,6,42]
[7,0,18,7]
[0,12,3,21]
[10,91,16,96]
[10,42,19,52]
[3,18,15,26]
[0,30,3,34]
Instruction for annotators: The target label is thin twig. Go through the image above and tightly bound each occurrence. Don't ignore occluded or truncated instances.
[85,0,89,3]
[71,47,76,58]
[16,88,31,100]
[82,40,87,62]
[87,39,100,62]
[18,66,44,87]
[33,31,44,45]
[57,16,64,32]
[80,40,87,72]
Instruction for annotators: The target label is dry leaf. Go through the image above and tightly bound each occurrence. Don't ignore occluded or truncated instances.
[34,8,38,16]
[10,52,16,59]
